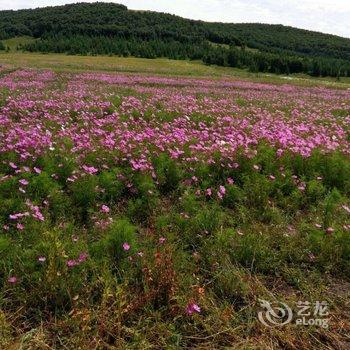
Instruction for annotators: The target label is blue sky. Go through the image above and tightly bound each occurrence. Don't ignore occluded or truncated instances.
[1,0,349,38]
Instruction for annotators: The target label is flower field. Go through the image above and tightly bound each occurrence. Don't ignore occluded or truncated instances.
[1,66,350,348]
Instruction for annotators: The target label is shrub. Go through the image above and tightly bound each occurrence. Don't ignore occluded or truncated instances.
[70,175,99,223]
[99,168,125,203]
[92,218,138,271]
[153,154,181,194]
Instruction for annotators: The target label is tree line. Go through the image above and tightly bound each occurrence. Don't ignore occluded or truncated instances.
[1,2,350,77]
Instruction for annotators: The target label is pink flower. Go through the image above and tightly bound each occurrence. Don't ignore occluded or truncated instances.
[159,237,166,244]
[186,302,201,315]
[82,165,98,175]
[227,177,234,185]
[8,276,17,284]
[205,188,212,196]
[16,223,24,230]
[66,259,77,268]
[122,242,130,251]
[219,185,226,195]
[78,252,88,263]
[341,205,350,214]
[101,204,110,213]
[34,167,42,174]
[326,227,335,235]
[38,256,46,262]
[19,179,29,186]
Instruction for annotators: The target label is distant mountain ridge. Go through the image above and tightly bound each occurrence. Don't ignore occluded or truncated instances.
[1,2,349,77]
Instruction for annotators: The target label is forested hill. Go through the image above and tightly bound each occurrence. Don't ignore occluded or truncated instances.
[1,2,350,77]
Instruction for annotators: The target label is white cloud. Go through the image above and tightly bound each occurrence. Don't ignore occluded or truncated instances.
[0,0,349,37]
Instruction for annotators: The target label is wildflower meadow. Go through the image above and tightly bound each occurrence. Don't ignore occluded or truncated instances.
[0,64,350,348]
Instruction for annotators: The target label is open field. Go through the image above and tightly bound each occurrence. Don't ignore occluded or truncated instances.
[0,54,350,349]
[1,36,37,51]
[1,51,350,87]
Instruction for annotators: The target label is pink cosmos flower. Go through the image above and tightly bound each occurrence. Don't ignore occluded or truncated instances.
[326,227,335,234]
[82,165,98,175]
[8,276,17,284]
[186,302,201,315]
[101,204,110,213]
[341,205,350,214]
[205,188,212,196]
[298,185,306,191]
[78,252,88,263]
[276,149,284,157]
[227,177,234,185]
[122,242,130,251]
[66,259,77,268]
[219,185,226,195]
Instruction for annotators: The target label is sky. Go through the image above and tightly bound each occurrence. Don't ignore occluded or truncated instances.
[0,0,349,38]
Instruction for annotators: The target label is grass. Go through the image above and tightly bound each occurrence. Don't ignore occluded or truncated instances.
[1,36,37,51]
[0,50,350,87]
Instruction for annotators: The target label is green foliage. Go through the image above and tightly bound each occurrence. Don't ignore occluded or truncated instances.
[153,154,181,194]
[70,175,98,222]
[323,189,342,228]
[92,218,137,268]
[222,185,244,209]
[126,173,159,223]
[98,168,125,203]
[0,235,11,255]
